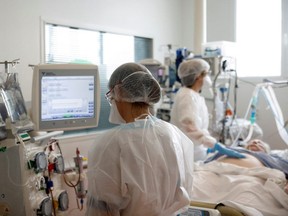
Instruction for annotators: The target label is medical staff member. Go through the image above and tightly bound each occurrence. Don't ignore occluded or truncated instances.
[86,62,194,216]
[170,58,244,161]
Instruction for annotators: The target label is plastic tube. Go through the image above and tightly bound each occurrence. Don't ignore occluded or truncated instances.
[241,124,254,144]
[262,85,288,145]
[231,85,260,147]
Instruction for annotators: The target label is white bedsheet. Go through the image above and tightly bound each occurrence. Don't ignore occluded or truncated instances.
[191,161,288,216]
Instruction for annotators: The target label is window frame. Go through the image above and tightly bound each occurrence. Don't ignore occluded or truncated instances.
[40,18,153,65]
[235,0,288,80]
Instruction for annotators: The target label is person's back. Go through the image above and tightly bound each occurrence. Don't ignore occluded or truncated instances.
[87,117,194,216]
[86,62,194,215]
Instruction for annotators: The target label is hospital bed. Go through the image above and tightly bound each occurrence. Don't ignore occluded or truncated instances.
[187,152,288,216]
[194,80,288,216]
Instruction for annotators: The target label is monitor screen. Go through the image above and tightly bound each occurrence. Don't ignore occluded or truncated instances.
[31,64,100,131]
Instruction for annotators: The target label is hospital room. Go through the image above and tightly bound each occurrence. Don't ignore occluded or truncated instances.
[0,0,287,215]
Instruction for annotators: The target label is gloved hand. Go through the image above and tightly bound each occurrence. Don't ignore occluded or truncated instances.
[207,142,246,159]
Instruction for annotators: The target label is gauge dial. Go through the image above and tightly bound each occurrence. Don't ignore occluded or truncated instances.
[54,155,65,173]
[58,191,69,211]
[40,197,52,216]
[35,152,48,172]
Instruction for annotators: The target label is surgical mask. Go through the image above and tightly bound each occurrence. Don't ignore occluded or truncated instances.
[109,100,126,124]
[203,75,212,87]
[203,75,214,96]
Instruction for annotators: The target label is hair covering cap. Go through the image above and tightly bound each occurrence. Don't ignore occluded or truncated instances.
[108,62,161,104]
[178,58,210,87]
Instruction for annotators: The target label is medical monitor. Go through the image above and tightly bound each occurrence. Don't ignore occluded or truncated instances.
[31,64,100,132]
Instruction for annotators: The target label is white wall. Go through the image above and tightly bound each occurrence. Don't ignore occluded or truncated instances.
[0,2,196,213]
[207,0,236,42]
[182,0,196,51]
[0,0,194,101]
[0,0,287,151]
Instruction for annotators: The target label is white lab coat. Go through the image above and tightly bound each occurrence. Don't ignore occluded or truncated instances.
[86,116,194,216]
[170,87,216,161]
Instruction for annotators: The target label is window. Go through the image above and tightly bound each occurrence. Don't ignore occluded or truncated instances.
[45,24,102,64]
[102,32,134,65]
[43,22,153,131]
[236,0,282,77]
[44,23,153,66]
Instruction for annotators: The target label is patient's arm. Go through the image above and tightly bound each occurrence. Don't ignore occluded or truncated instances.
[216,153,265,168]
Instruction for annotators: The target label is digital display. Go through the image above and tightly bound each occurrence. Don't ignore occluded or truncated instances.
[41,76,95,121]
[31,64,100,131]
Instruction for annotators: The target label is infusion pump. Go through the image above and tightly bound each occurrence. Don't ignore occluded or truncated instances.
[0,131,70,216]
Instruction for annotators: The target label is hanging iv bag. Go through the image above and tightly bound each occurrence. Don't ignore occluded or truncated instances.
[0,72,34,135]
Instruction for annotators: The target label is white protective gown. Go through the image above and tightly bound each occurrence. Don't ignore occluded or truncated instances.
[86,116,194,216]
[171,87,216,161]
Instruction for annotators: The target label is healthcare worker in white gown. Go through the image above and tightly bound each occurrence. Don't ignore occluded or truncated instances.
[170,59,245,161]
[86,62,194,216]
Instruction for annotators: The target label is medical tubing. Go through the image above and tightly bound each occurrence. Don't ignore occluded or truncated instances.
[61,147,84,210]
[262,87,281,119]
[250,95,258,124]
[74,186,80,209]
[241,124,254,144]
[232,83,288,147]
[63,164,81,188]
[262,87,281,123]
[230,100,250,147]
[59,142,81,188]
[57,142,80,181]
[240,94,258,143]
[76,159,85,198]
[231,85,259,147]
[48,181,57,216]
[267,86,285,125]
[262,86,288,145]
